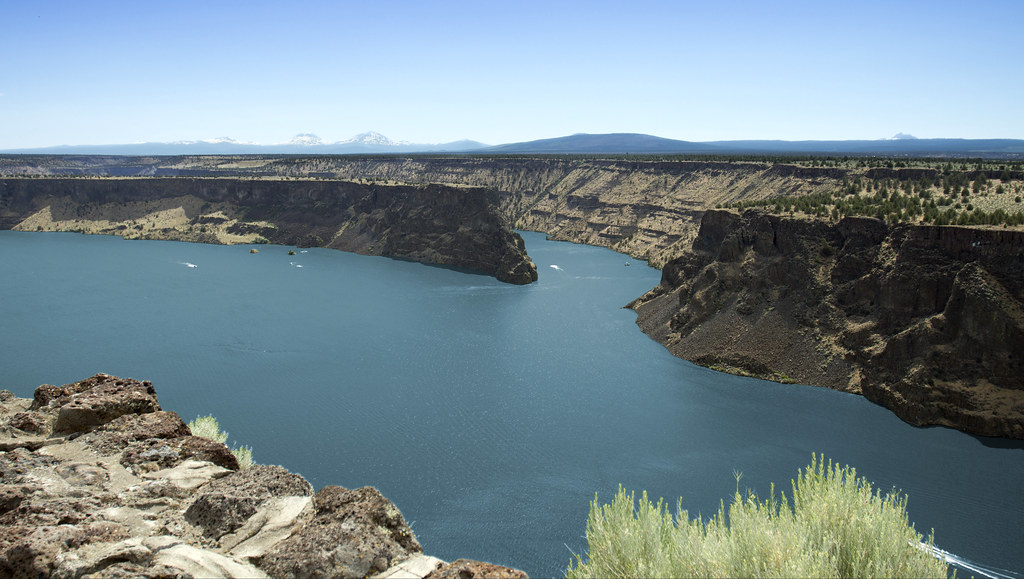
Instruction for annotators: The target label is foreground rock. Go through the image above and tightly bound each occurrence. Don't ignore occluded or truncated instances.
[0,374,527,578]
[632,210,1024,439]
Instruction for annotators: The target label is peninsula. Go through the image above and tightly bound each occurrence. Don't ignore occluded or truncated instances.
[0,177,538,285]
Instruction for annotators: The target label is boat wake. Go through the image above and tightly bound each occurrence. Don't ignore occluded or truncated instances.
[916,542,1021,579]
[178,261,198,268]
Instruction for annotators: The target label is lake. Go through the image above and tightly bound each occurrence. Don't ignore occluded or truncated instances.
[1,230,1021,577]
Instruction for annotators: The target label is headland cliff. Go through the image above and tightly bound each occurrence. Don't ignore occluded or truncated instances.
[630,210,1024,438]
[0,178,537,285]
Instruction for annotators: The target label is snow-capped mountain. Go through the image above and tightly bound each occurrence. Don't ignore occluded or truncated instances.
[287,133,325,146]
[280,131,435,149]
[165,136,258,146]
[201,136,244,145]
[337,131,411,147]
[0,132,488,155]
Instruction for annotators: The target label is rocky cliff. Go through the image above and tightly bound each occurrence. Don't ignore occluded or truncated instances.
[0,178,537,285]
[4,160,1024,439]
[262,157,846,268]
[631,210,1024,438]
[1,156,852,268]
[0,374,528,578]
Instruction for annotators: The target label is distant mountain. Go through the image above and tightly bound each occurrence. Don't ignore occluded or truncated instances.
[337,131,410,147]
[482,133,719,154]
[0,133,488,155]
[287,133,325,146]
[3,132,1023,157]
[483,133,1024,156]
[703,138,1024,156]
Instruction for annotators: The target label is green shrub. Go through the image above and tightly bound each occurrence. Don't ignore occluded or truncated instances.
[232,445,254,469]
[187,415,227,443]
[187,414,253,469]
[566,455,947,578]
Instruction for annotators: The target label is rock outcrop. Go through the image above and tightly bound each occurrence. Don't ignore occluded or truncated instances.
[631,210,1024,438]
[0,178,537,285]
[0,374,527,578]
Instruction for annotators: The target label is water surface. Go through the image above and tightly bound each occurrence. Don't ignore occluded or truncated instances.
[1,230,1021,577]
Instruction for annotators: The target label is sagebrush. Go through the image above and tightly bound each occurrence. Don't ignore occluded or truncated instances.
[566,454,948,578]
[187,414,253,469]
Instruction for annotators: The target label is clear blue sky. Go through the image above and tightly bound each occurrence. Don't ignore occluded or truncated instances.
[2,0,1022,148]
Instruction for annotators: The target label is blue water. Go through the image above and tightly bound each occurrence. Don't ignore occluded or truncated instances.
[1,230,1021,577]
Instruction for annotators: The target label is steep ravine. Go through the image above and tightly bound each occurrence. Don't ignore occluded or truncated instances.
[0,178,537,285]
[630,210,1024,439]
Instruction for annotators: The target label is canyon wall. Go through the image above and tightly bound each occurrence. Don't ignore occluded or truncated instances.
[3,158,1023,438]
[2,156,849,267]
[254,157,846,268]
[0,178,537,285]
[630,210,1024,438]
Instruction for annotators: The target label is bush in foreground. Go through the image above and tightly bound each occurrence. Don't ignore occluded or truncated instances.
[187,414,254,469]
[566,455,947,578]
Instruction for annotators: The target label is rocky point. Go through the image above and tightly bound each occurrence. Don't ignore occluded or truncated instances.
[631,210,1024,438]
[0,374,528,578]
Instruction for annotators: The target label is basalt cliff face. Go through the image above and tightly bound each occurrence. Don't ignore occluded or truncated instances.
[0,374,528,578]
[268,157,847,268]
[2,156,851,268]
[631,210,1024,438]
[0,178,537,285]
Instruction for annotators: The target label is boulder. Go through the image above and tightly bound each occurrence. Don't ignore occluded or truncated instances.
[185,464,313,539]
[0,524,85,578]
[185,493,264,540]
[121,435,240,473]
[0,447,59,485]
[84,411,192,456]
[377,554,446,578]
[30,375,109,410]
[426,558,531,579]
[0,486,28,516]
[256,485,421,578]
[98,411,192,440]
[119,440,185,473]
[48,376,161,435]
[139,459,232,491]
[220,496,313,559]
[146,536,269,578]
[7,412,51,435]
